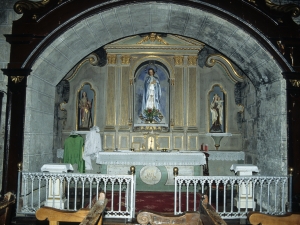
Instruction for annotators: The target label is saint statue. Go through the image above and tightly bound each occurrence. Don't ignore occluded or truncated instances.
[210,93,223,132]
[141,68,162,122]
[79,91,92,128]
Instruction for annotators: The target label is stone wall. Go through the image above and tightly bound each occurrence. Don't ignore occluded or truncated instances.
[0,0,20,194]
[240,76,288,176]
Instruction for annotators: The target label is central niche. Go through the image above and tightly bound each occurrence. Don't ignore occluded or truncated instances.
[133,60,170,130]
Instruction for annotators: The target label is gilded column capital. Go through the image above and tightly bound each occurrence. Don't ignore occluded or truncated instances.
[121,55,131,64]
[174,56,184,66]
[107,54,117,64]
[290,79,300,87]
[188,56,198,66]
[170,78,175,86]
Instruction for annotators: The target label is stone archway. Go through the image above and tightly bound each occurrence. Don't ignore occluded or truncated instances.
[4,0,297,194]
[24,2,287,176]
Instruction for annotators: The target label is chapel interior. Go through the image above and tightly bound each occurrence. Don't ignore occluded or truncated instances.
[0,0,300,224]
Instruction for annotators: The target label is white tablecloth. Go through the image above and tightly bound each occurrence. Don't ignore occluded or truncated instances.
[97,151,206,166]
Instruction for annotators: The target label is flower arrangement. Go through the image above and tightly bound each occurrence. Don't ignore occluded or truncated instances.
[143,107,162,122]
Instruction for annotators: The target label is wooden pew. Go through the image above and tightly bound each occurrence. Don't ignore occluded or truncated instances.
[36,192,107,225]
[137,195,227,225]
[248,211,300,225]
[0,192,16,225]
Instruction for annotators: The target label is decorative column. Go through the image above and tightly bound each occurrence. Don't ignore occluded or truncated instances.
[1,68,31,194]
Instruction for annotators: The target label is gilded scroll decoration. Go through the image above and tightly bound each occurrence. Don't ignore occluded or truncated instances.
[11,76,24,83]
[137,33,169,45]
[14,0,50,14]
[188,56,198,66]
[121,55,131,64]
[66,54,99,81]
[174,56,184,65]
[290,79,300,87]
[107,54,117,64]
[265,0,300,17]
[206,54,244,83]
[247,0,300,17]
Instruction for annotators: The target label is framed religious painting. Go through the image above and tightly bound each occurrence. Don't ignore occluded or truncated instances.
[133,60,170,130]
[76,83,96,130]
[208,85,226,133]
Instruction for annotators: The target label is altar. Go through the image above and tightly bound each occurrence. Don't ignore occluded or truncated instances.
[97,151,206,166]
[97,151,207,191]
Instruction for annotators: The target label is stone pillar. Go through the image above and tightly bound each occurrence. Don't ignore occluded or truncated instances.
[1,68,31,194]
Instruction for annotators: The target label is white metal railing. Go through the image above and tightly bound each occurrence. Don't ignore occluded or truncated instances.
[16,171,136,219]
[174,176,289,219]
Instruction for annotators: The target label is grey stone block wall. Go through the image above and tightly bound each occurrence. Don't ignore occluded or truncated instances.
[240,76,287,176]
[0,0,20,194]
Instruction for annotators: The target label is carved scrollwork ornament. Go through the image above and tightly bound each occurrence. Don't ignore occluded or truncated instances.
[290,79,300,87]
[14,0,50,14]
[11,76,25,83]
[248,0,300,17]
[265,0,300,17]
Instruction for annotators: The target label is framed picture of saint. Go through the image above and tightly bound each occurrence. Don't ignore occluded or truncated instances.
[133,61,169,128]
[209,85,225,133]
[77,83,95,130]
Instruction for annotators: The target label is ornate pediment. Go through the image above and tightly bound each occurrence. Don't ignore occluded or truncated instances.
[104,33,204,55]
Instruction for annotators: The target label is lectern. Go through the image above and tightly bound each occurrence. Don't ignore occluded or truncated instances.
[230,164,259,209]
[41,163,73,209]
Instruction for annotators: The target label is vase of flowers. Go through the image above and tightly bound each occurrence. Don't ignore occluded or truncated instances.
[143,107,162,123]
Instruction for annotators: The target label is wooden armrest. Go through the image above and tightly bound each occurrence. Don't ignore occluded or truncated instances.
[36,207,90,224]
[36,192,107,225]
[0,192,16,225]
[248,212,300,225]
[137,210,202,225]
[199,195,227,225]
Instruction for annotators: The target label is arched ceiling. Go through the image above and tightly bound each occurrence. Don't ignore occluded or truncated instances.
[8,0,300,87]
[30,2,286,87]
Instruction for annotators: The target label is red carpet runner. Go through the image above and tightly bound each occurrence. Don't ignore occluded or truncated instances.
[105,192,201,213]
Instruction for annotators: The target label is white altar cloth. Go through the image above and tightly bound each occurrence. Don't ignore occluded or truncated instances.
[97,151,206,166]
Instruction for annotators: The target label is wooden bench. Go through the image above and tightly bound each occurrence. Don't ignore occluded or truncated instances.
[0,192,16,225]
[137,195,227,225]
[36,192,107,225]
[248,211,300,225]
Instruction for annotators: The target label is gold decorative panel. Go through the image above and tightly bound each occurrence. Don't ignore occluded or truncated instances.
[119,135,129,149]
[157,136,170,149]
[174,136,183,150]
[107,54,117,64]
[188,56,198,66]
[188,68,197,126]
[120,67,129,126]
[188,136,198,150]
[121,55,131,64]
[174,68,184,126]
[106,67,116,125]
[174,56,184,65]
[104,134,115,150]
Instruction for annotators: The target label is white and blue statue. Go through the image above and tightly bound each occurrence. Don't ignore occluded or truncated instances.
[141,68,163,122]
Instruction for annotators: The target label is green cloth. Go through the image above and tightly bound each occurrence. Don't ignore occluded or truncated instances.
[63,135,85,173]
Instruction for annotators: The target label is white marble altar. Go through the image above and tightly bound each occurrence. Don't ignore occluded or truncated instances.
[97,151,206,166]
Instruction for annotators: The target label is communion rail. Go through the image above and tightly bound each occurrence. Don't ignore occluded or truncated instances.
[16,171,136,219]
[174,175,290,219]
